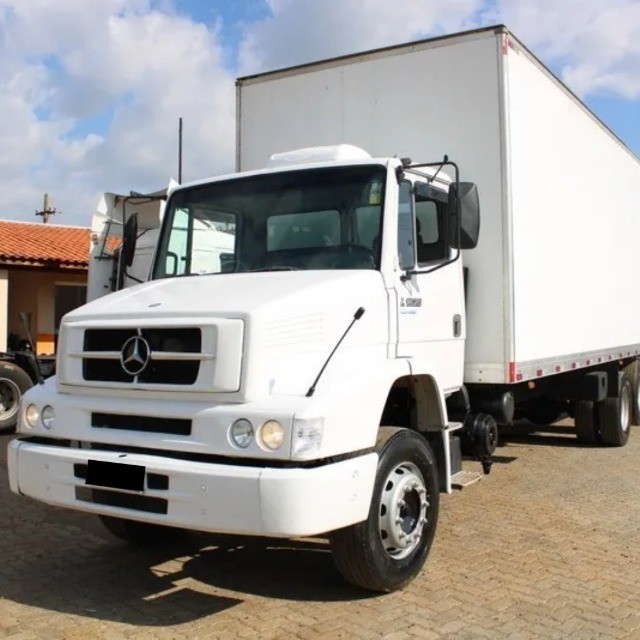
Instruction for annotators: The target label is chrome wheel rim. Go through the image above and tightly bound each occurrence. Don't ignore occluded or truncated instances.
[621,387,631,433]
[0,378,20,421]
[379,462,429,560]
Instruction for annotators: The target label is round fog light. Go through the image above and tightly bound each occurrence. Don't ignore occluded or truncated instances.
[41,405,55,430]
[25,404,39,428]
[230,419,254,448]
[259,420,285,450]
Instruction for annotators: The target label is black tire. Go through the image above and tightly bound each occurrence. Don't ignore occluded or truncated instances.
[574,400,598,444]
[99,515,188,546]
[330,427,439,592]
[0,362,34,433]
[623,360,640,426]
[598,373,632,447]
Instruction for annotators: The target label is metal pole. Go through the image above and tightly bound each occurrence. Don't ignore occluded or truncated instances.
[178,117,183,184]
[35,193,58,222]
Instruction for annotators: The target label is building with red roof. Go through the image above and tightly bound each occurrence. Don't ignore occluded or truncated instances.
[0,220,90,354]
[0,220,91,270]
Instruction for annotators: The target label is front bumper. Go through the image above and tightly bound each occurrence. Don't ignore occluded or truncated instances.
[7,439,378,537]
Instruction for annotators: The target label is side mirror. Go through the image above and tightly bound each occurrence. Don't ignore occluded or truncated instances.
[448,182,480,249]
[121,213,138,268]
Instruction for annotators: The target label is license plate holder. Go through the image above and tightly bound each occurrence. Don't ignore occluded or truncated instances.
[86,459,145,492]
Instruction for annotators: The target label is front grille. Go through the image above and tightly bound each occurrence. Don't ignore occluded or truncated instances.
[84,328,201,352]
[75,486,168,514]
[83,359,131,384]
[81,327,202,385]
[91,413,192,436]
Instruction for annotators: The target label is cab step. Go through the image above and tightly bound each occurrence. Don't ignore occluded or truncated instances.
[451,469,483,489]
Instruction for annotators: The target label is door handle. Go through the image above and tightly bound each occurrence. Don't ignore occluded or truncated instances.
[453,314,462,337]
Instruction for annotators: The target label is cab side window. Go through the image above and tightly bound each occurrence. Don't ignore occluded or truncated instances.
[397,181,416,269]
[415,198,448,264]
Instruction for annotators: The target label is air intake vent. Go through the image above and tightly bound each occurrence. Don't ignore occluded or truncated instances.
[91,413,192,436]
[75,486,168,514]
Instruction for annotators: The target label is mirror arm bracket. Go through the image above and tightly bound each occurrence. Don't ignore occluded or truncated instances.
[400,248,462,281]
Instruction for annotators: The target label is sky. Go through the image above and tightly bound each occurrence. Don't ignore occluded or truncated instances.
[1,0,639,226]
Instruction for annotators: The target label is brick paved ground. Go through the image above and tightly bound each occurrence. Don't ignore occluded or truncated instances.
[2,422,640,639]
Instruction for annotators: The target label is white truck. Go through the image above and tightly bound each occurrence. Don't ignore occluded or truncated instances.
[88,184,176,302]
[7,25,640,593]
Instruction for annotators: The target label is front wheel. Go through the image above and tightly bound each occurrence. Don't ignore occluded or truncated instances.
[330,427,439,592]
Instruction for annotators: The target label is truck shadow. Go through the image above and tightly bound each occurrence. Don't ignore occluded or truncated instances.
[498,422,602,448]
[0,534,235,626]
[181,535,371,602]
[0,518,370,628]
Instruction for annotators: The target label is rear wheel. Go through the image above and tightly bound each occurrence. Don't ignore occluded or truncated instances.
[99,515,188,546]
[0,362,33,433]
[330,427,439,592]
[598,373,632,447]
[623,360,640,426]
[574,400,599,444]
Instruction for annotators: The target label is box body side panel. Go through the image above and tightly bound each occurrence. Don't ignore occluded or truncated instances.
[506,43,640,365]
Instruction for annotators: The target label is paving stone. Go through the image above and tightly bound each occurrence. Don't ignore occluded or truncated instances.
[2,421,640,638]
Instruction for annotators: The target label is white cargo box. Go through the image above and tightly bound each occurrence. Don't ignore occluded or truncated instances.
[237,26,640,384]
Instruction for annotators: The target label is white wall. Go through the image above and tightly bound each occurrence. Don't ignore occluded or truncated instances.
[8,270,86,354]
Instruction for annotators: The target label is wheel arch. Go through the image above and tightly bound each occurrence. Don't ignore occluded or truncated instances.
[380,374,448,432]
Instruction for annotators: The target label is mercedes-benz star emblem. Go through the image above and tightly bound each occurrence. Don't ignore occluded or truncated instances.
[120,336,151,376]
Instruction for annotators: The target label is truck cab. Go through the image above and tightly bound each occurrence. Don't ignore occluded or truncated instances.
[8,144,481,592]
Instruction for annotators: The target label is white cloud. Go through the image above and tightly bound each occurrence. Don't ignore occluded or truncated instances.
[0,0,235,225]
[238,0,640,99]
[65,11,236,187]
[0,0,638,225]
[493,0,640,99]
[238,0,485,75]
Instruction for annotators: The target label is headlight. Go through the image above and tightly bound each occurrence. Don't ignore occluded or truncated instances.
[25,404,39,428]
[292,417,324,458]
[230,419,254,448]
[259,420,285,450]
[41,405,55,430]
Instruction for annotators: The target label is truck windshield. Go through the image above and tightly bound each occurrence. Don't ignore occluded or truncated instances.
[153,165,386,279]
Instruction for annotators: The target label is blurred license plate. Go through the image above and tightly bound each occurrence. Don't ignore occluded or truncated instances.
[86,460,145,492]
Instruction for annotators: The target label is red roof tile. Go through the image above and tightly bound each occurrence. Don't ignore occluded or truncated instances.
[0,220,90,269]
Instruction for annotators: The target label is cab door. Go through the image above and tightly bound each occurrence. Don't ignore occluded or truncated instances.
[394,179,465,391]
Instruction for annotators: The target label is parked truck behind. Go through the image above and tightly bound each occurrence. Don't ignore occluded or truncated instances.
[7,25,640,592]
